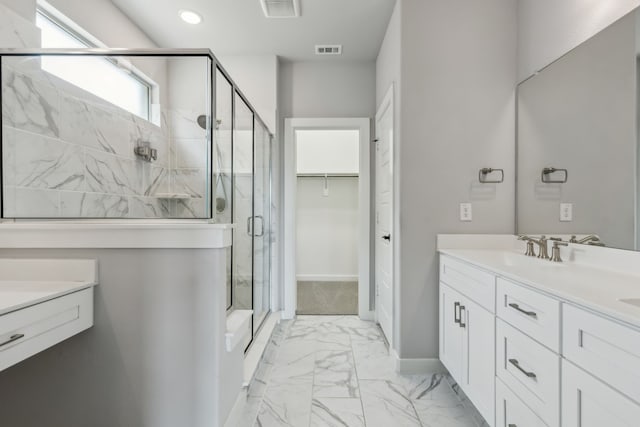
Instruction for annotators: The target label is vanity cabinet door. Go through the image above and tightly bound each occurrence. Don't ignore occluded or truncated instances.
[439,283,464,382]
[562,360,640,427]
[462,297,495,426]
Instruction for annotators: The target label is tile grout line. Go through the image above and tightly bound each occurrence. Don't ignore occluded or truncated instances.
[349,325,369,427]
[308,316,317,427]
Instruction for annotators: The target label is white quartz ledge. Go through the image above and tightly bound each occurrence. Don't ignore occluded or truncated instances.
[0,258,98,315]
[0,221,233,249]
[226,310,253,352]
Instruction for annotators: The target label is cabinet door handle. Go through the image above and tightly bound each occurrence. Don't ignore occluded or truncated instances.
[459,305,466,328]
[454,302,461,324]
[508,303,537,318]
[508,425,517,427]
[508,358,537,379]
[0,333,25,348]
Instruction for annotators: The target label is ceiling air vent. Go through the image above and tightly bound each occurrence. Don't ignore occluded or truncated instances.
[260,0,300,18]
[315,45,342,55]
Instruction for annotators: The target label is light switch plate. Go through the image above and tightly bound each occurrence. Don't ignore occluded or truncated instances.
[460,203,472,222]
[560,203,573,221]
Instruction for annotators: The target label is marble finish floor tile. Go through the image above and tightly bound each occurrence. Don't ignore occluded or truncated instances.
[311,398,365,427]
[244,316,482,427]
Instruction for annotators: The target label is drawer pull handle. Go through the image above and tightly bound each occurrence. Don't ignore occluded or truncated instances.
[508,358,537,379]
[508,425,517,427]
[459,305,466,328]
[508,303,537,318]
[0,333,25,348]
[454,302,461,324]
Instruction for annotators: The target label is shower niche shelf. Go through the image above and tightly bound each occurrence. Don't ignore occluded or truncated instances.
[153,193,198,200]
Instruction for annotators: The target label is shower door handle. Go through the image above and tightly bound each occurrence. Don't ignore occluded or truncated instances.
[246,217,253,236]
[255,215,265,237]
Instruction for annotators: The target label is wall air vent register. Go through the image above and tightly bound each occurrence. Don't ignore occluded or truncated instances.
[315,45,343,55]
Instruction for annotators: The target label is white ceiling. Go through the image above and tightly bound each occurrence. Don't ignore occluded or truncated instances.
[110,0,396,61]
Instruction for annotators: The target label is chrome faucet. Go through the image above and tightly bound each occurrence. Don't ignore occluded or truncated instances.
[570,235,600,244]
[531,236,550,259]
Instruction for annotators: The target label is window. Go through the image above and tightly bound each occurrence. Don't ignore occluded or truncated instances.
[35,9,152,120]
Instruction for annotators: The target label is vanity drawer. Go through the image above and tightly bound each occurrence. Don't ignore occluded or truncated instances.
[562,359,640,427]
[496,319,560,427]
[497,278,560,352]
[563,304,640,404]
[0,288,94,372]
[440,255,495,312]
[496,378,548,427]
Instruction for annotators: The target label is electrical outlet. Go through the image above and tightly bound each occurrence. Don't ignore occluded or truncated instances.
[460,203,472,222]
[560,203,573,222]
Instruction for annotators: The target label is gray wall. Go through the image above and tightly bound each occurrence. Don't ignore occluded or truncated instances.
[0,248,233,427]
[279,60,376,119]
[388,0,517,359]
[517,13,637,250]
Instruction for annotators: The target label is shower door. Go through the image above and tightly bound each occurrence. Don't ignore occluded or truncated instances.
[252,120,272,333]
[232,93,254,316]
[231,89,272,342]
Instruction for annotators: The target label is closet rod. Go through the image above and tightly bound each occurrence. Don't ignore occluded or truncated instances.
[296,173,359,178]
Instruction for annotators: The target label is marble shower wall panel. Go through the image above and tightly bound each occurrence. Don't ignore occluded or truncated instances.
[0,60,217,218]
[0,3,40,50]
[168,109,208,218]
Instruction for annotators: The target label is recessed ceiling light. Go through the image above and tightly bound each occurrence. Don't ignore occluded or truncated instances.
[179,9,202,25]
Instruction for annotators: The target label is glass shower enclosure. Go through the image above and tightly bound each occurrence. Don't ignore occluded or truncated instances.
[0,48,273,346]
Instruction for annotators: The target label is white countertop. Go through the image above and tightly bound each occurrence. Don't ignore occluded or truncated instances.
[439,248,640,329]
[0,258,98,315]
[0,280,95,316]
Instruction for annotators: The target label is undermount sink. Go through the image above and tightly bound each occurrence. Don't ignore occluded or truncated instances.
[619,298,640,308]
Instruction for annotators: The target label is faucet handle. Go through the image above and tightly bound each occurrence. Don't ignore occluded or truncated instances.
[550,241,569,262]
[524,241,536,257]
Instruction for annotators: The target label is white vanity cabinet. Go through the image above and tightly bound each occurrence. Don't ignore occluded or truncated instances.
[439,256,495,425]
[0,288,94,372]
[439,250,640,427]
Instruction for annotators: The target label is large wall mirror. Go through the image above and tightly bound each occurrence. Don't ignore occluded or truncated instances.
[517,9,640,251]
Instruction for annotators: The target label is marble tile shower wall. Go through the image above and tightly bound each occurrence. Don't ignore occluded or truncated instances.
[1,61,209,218]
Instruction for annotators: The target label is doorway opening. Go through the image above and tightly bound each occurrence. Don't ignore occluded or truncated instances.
[283,118,371,320]
[295,129,360,314]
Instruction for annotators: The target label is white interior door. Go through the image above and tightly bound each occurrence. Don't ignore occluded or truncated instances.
[375,87,394,344]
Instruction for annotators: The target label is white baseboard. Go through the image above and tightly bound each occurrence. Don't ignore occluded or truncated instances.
[359,310,375,321]
[296,274,358,282]
[392,349,446,375]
